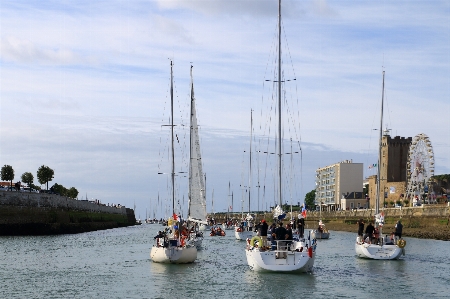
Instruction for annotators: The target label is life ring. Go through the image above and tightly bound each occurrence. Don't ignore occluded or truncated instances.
[236,227,243,232]
[397,239,406,248]
[250,236,262,248]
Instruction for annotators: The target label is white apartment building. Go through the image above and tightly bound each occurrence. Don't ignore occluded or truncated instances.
[315,160,363,210]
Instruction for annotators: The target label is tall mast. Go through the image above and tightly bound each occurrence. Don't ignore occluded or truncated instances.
[376,70,385,215]
[249,109,253,213]
[170,60,175,216]
[188,65,194,219]
[277,0,282,206]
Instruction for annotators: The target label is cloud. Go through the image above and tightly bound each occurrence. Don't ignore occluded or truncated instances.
[1,36,79,65]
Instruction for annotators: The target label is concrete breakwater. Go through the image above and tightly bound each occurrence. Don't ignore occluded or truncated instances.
[0,191,136,235]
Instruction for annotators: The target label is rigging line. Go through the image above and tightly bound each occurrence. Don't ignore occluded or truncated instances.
[281,17,297,81]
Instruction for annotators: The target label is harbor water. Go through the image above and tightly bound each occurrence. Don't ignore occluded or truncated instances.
[1,224,448,298]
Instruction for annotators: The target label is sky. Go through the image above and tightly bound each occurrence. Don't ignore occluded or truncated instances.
[1,0,449,220]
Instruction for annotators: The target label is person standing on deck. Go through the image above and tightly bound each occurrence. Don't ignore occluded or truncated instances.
[297,214,305,238]
[394,220,403,240]
[357,218,365,236]
[260,219,268,247]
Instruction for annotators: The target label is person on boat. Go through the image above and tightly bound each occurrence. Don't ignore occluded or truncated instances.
[297,214,305,238]
[154,231,164,239]
[394,220,403,239]
[248,220,253,232]
[285,223,293,250]
[364,222,375,243]
[385,234,394,245]
[373,228,380,244]
[254,221,261,234]
[260,219,268,247]
[357,218,365,236]
[318,220,324,233]
[291,219,297,230]
[274,222,287,247]
[181,224,189,236]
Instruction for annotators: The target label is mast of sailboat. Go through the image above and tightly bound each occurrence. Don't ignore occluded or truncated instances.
[277,0,283,207]
[170,60,176,218]
[290,138,293,218]
[188,65,193,220]
[376,71,385,216]
[248,109,253,214]
[227,181,231,220]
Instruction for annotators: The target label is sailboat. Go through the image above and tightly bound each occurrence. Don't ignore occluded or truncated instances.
[311,205,330,239]
[245,0,316,272]
[150,61,197,264]
[186,65,206,249]
[235,110,255,241]
[354,70,406,260]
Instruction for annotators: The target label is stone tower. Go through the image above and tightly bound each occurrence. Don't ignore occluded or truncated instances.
[370,130,412,208]
[380,130,412,183]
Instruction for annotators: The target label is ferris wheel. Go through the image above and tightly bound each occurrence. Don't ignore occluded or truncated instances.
[405,133,435,204]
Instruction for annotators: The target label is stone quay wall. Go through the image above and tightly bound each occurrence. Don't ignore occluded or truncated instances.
[0,191,136,235]
[307,205,450,219]
[208,205,450,240]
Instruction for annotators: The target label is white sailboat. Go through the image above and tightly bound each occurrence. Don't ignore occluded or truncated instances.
[354,70,406,260]
[186,65,206,249]
[245,0,316,272]
[150,61,197,264]
[235,110,255,241]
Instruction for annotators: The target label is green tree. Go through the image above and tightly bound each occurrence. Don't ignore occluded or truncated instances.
[67,187,79,199]
[50,183,67,196]
[21,172,34,191]
[37,165,54,190]
[1,165,15,189]
[304,189,316,210]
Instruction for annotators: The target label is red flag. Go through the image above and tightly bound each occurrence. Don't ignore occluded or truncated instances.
[173,213,178,220]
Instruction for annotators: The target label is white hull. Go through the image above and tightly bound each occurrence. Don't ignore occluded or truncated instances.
[246,240,315,272]
[235,228,254,240]
[355,237,404,260]
[311,230,330,239]
[150,245,197,264]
